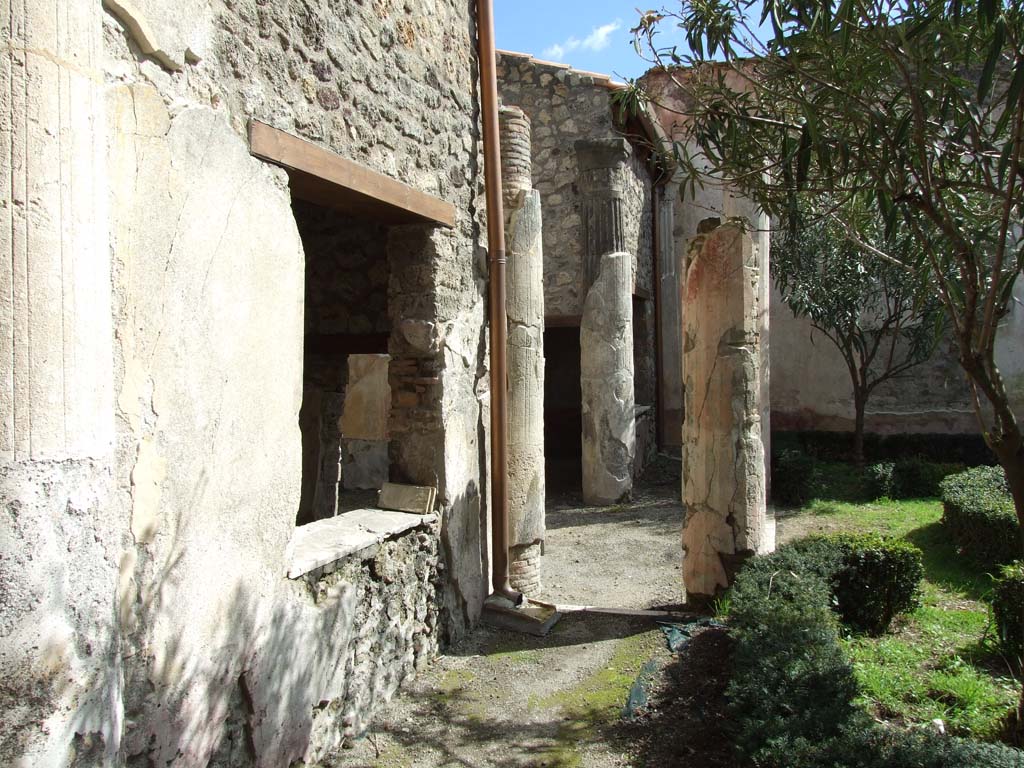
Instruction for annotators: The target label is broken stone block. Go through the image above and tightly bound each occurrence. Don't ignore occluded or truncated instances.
[340,354,390,441]
[681,224,772,601]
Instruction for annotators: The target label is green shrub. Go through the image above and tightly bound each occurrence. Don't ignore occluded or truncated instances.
[773,449,817,506]
[756,726,1024,767]
[773,430,995,465]
[728,560,862,756]
[866,461,896,498]
[732,535,923,636]
[867,459,964,499]
[895,458,965,498]
[992,561,1024,668]
[940,466,1019,566]
[816,533,923,635]
[726,542,1020,767]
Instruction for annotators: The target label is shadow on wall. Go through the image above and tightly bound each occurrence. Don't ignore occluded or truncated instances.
[115,481,442,767]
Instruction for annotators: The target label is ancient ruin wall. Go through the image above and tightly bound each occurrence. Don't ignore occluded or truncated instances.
[771,291,1009,435]
[210,523,443,767]
[2,0,489,765]
[496,53,656,317]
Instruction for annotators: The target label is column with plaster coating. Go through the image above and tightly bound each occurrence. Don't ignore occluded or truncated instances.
[681,224,770,601]
[1,1,120,765]
[500,106,546,594]
[577,139,635,505]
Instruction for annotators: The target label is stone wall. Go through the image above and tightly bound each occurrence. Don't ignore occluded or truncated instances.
[208,519,442,767]
[298,202,390,339]
[496,53,656,317]
[1,0,489,765]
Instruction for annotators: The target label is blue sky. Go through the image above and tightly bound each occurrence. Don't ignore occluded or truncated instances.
[494,1,671,82]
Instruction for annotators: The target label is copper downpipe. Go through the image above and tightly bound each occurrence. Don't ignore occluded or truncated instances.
[477,0,522,605]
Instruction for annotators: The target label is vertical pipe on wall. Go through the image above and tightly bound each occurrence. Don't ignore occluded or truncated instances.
[476,0,521,603]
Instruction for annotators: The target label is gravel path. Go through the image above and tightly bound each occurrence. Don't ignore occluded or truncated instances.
[327,456,690,768]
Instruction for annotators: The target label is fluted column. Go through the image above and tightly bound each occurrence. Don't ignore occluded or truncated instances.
[576,139,635,505]
[499,106,546,594]
[576,139,631,292]
[1,1,120,765]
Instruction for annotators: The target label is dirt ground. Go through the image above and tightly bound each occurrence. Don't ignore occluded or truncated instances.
[327,456,776,768]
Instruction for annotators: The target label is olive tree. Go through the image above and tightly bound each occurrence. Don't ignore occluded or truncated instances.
[626,0,1024,732]
[774,207,946,463]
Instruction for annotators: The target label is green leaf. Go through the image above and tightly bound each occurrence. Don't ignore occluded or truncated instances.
[978,0,998,25]
[894,111,912,147]
[978,19,1006,103]
[994,57,1024,137]
[997,141,1014,186]
[797,123,813,187]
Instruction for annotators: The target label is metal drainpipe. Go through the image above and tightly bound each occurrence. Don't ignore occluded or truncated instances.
[477,0,523,605]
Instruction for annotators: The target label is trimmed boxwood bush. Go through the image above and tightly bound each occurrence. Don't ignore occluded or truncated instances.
[726,540,1024,767]
[867,459,965,499]
[894,458,965,498]
[940,466,1019,566]
[727,552,862,756]
[791,533,923,635]
[758,727,1024,768]
[774,430,995,465]
[992,561,1024,668]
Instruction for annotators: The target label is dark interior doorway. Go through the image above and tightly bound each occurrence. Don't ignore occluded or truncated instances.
[294,200,390,525]
[544,326,583,495]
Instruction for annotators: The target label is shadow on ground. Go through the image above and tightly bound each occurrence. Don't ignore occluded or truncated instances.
[612,625,738,768]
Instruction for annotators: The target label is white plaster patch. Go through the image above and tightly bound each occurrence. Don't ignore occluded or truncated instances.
[130,437,167,543]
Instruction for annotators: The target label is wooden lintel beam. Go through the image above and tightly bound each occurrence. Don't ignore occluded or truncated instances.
[248,120,457,229]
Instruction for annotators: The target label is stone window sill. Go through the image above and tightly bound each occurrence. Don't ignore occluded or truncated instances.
[286,508,437,579]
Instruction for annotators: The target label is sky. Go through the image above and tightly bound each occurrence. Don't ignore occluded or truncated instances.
[494,1,675,82]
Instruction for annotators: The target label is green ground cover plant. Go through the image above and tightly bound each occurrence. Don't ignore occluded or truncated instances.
[777,460,1020,742]
[727,521,1023,765]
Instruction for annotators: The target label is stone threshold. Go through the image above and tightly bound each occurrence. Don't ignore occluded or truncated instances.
[286,508,437,580]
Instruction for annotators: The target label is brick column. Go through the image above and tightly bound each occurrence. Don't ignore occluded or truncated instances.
[500,106,545,594]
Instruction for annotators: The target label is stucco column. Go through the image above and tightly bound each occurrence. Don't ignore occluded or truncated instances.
[577,139,631,290]
[658,178,683,447]
[577,140,635,505]
[1,2,120,764]
[681,224,771,601]
[500,106,546,593]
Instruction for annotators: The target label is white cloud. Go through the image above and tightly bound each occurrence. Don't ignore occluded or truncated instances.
[542,20,621,61]
[582,21,620,52]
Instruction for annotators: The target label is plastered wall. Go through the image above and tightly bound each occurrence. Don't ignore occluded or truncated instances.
[1,0,489,765]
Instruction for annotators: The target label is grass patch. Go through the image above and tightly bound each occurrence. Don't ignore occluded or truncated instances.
[783,469,1019,741]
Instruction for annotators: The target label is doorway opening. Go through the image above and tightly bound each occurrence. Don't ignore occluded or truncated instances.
[295,200,391,526]
[543,325,583,496]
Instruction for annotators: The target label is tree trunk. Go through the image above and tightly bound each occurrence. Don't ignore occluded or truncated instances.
[958,353,1024,744]
[853,392,866,465]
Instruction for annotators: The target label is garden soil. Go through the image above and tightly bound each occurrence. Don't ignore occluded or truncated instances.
[328,457,795,768]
